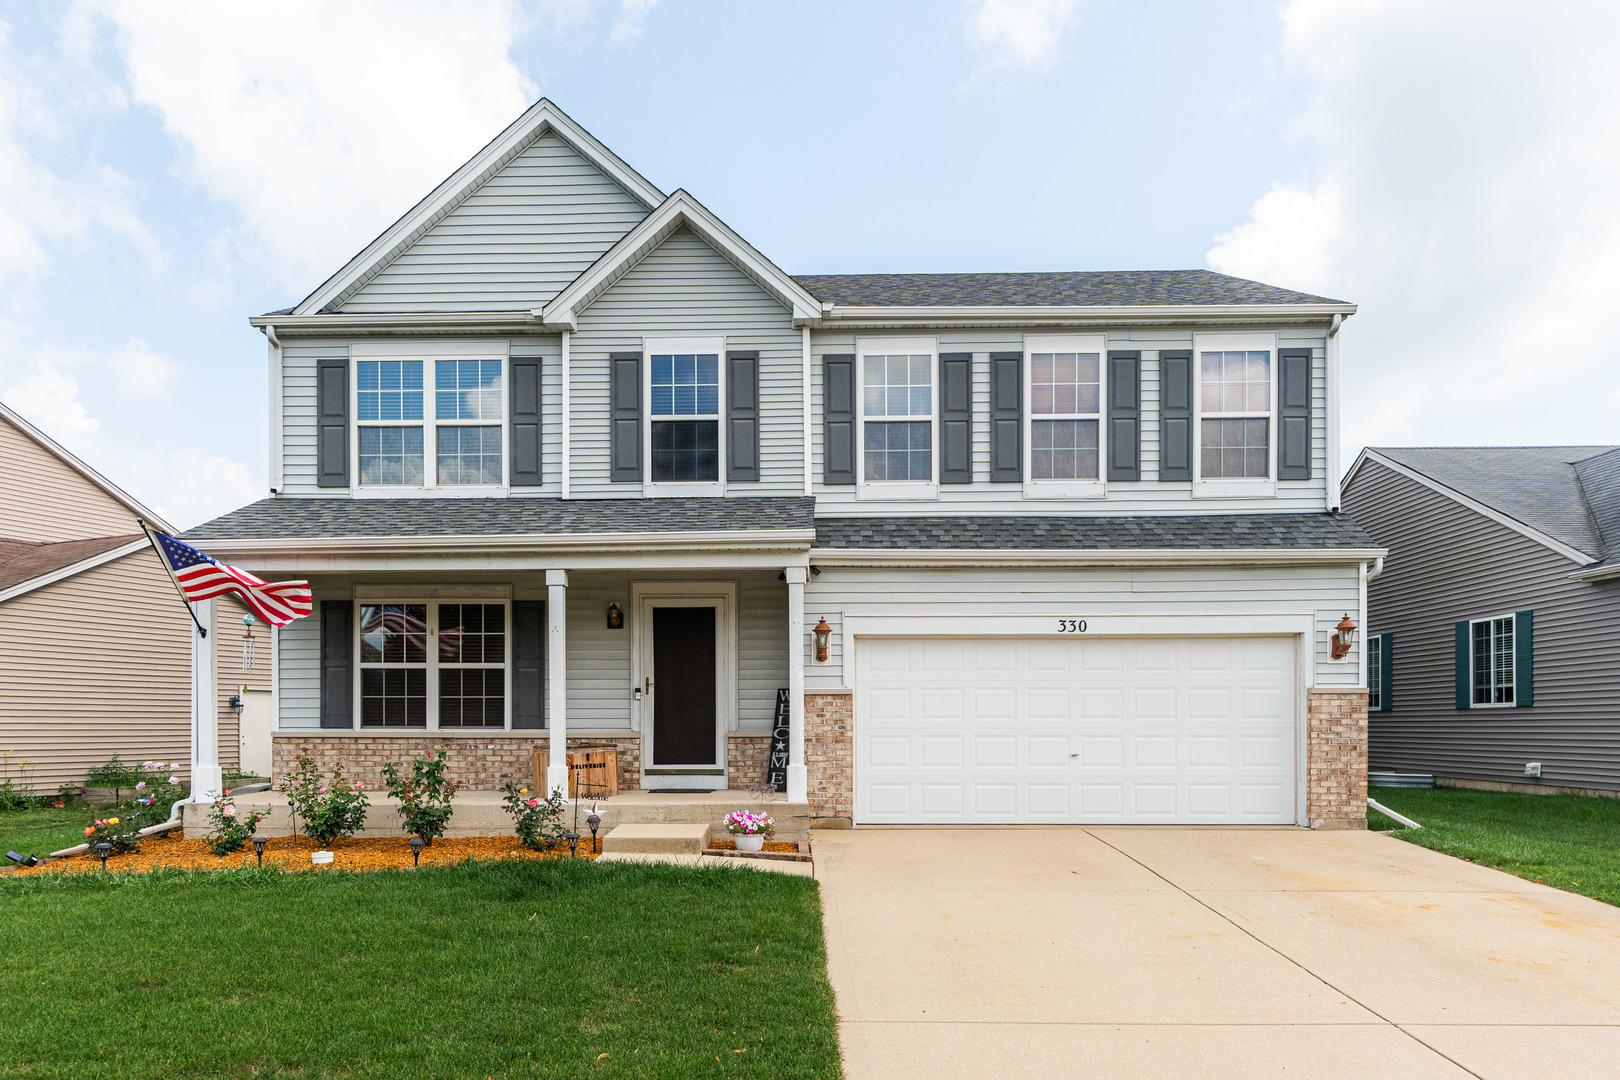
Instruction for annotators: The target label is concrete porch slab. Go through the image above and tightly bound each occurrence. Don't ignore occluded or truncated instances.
[602,823,711,854]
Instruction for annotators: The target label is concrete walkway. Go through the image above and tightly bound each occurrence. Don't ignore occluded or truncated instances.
[815,827,1620,1079]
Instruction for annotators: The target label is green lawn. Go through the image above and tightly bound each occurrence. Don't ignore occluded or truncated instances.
[1369,785,1620,907]
[0,806,95,861]
[0,859,841,1079]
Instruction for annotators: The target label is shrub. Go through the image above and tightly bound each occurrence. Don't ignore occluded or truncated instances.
[279,750,369,844]
[381,747,459,844]
[203,791,265,856]
[500,781,567,851]
[86,754,143,800]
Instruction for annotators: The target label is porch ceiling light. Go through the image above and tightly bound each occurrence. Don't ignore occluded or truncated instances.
[1330,613,1358,661]
[813,617,832,665]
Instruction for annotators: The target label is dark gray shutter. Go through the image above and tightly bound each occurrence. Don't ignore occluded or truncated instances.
[609,352,641,483]
[1107,351,1141,482]
[940,352,973,484]
[316,357,349,488]
[509,356,542,486]
[512,600,544,729]
[1454,621,1471,710]
[1378,632,1394,713]
[319,600,352,729]
[822,355,855,485]
[989,352,1022,482]
[726,351,759,483]
[1278,347,1312,480]
[1159,349,1192,482]
[1514,610,1534,707]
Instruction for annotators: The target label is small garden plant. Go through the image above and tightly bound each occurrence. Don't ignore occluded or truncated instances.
[203,791,265,856]
[279,750,370,844]
[500,781,567,851]
[724,810,776,839]
[0,750,38,811]
[85,754,143,803]
[83,811,148,855]
[381,747,459,844]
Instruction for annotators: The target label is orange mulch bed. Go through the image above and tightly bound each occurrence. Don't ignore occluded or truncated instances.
[708,840,802,854]
[10,832,598,876]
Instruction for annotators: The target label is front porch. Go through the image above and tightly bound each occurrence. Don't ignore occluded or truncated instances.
[183,788,811,843]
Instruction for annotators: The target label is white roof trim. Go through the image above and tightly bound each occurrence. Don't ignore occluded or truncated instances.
[1346,448,1597,566]
[292,99,665,317]
[0,537,150,605]
[0,402,173,533]
[536,190,824,330]
[809,546,1385,568]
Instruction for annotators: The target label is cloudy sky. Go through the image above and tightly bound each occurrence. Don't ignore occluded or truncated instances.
[2,0,1616,527]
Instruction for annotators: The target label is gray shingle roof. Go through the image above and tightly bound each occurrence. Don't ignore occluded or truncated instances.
[814,514,1374,551]
[1574,447,1620,569]
[1371,446,1619,560]
[185,497,816,541]
[791,270,1346,308]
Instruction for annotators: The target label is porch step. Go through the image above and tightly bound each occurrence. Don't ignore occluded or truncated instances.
[602,824,711,855]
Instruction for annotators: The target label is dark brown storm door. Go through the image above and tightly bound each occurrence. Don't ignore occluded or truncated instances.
[651,606,718,765]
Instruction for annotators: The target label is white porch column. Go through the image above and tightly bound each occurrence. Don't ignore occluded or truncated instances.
[546,570,570,798]
[785,566,808,803]
[189,599,222,802]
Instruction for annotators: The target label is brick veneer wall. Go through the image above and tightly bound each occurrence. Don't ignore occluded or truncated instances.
[727,736,772,789]
[1307,688,1369,829]
[805,693,853,828]
[270,735,643,793]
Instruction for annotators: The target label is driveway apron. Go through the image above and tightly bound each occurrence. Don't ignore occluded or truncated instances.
[815,827,1620,1080]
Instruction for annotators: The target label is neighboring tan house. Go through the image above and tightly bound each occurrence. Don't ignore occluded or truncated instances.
[1343,446,1620,794]
[185,98,1380,829]
[0,402,269,793]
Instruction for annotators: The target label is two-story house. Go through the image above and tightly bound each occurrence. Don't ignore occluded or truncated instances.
[185,99,1380,829]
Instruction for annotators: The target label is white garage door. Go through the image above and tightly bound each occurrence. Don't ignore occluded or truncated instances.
[855,636,1297,825]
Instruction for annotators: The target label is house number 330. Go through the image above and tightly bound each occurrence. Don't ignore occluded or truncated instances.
[1056,619,1088,633]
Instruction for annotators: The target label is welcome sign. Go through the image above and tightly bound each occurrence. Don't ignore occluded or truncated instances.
[768,688,790,792]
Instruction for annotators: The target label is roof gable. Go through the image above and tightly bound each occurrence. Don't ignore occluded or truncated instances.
[0,403,172,538]
[292,99,665,316]
[1574,446,1620,571]
[539,190,821,329]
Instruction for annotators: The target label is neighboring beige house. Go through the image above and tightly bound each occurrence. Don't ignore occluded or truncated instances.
[0,402,268,794]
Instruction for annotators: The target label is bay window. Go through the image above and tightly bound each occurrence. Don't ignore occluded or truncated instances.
[356,600,509,729]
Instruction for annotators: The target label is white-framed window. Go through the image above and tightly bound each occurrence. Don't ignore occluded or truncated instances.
[1470,613,1515,707]
[1366,633,1383,711]
[646,336,724,496]
[858,336,937,499]
[355,599,511,729]
[1024,334,1106,498]
[1192,332,1276,497]
[352,341,508,494]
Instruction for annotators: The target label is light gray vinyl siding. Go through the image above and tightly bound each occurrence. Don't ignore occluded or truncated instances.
[277,604,322,730]
[803,564,1362,691]
[810,328,1329,516]
[569,226,805,497]
[1344,459,1620,790]
[340,132,650,313]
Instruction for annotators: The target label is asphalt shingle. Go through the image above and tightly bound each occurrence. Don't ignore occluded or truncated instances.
[814,514,1374,551]
[792,269,1346,308]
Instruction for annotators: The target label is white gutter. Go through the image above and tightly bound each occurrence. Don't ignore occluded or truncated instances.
[811,546,1387,569]
[560,330,571,500]
[1326,313,1343,512]
[1570,563,1620,582]
[265,324,283,493]
[802,325,813,497]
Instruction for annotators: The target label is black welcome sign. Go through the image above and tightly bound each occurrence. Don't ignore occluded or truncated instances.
[768,688,790,792]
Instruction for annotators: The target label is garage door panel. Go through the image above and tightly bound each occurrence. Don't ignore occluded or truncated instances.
[856,635,1297,825]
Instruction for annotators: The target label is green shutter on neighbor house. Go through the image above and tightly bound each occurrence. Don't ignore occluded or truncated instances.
[1514,610,1534,707]
[1378,632,1394,712]
[1454,621,1471,710]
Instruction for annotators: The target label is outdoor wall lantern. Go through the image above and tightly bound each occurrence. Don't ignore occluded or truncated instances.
[229,694,244,714]
[1330,613,1358,661]
[94,843,112,871]
[252,836,268,867]
[409,837,424,867]
[813,617,832,665]
[606,603,624,630]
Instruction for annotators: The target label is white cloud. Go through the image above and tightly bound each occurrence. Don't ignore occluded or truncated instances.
[965,0,1083,72]
[1208,0,1620,452]
[611,0,662,45]
[1,362,100,439]
[91,0,540,298]
[125,446,259,531]
[26,337,179,397]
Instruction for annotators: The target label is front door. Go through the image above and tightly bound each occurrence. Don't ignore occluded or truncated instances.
[652,605,718,767]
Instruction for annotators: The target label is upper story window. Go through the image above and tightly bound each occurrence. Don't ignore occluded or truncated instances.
[1025,334,1105,498]
[858,337,937,498]
[1192,332,1276,496]
[1471,614,1515,706]
[644,337,724,494]
[352,342,507,493]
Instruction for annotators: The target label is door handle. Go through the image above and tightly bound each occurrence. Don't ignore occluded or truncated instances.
[644,677,654,696]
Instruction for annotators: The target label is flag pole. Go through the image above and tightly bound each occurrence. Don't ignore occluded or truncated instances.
[138,518,207,638]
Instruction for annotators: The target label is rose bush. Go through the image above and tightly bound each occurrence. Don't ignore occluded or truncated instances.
[204,791,265,856]
[278,750,370,844]
[381,748,459,844]
[500,780,567,851]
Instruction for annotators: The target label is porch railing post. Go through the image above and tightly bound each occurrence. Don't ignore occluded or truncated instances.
[785,566,808,803]
[189,598,222,802]
[546,569,569,799]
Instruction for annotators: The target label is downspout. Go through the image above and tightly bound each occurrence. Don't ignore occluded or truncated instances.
[1326,313,1343,512]
[560,330,571,500]
[264,325,283,494]
[802,325,813,497]
[1357,558,1369,687]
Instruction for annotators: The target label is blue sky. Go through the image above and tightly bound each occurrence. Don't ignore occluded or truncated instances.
[2,1,1617,527]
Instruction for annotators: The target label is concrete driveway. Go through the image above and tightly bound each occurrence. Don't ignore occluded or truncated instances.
[815,827,1620,1079]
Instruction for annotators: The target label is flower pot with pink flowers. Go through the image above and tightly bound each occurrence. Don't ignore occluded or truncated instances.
[723,811,775,852]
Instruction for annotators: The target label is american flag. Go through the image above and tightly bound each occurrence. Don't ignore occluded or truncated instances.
[146,528,312,628]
